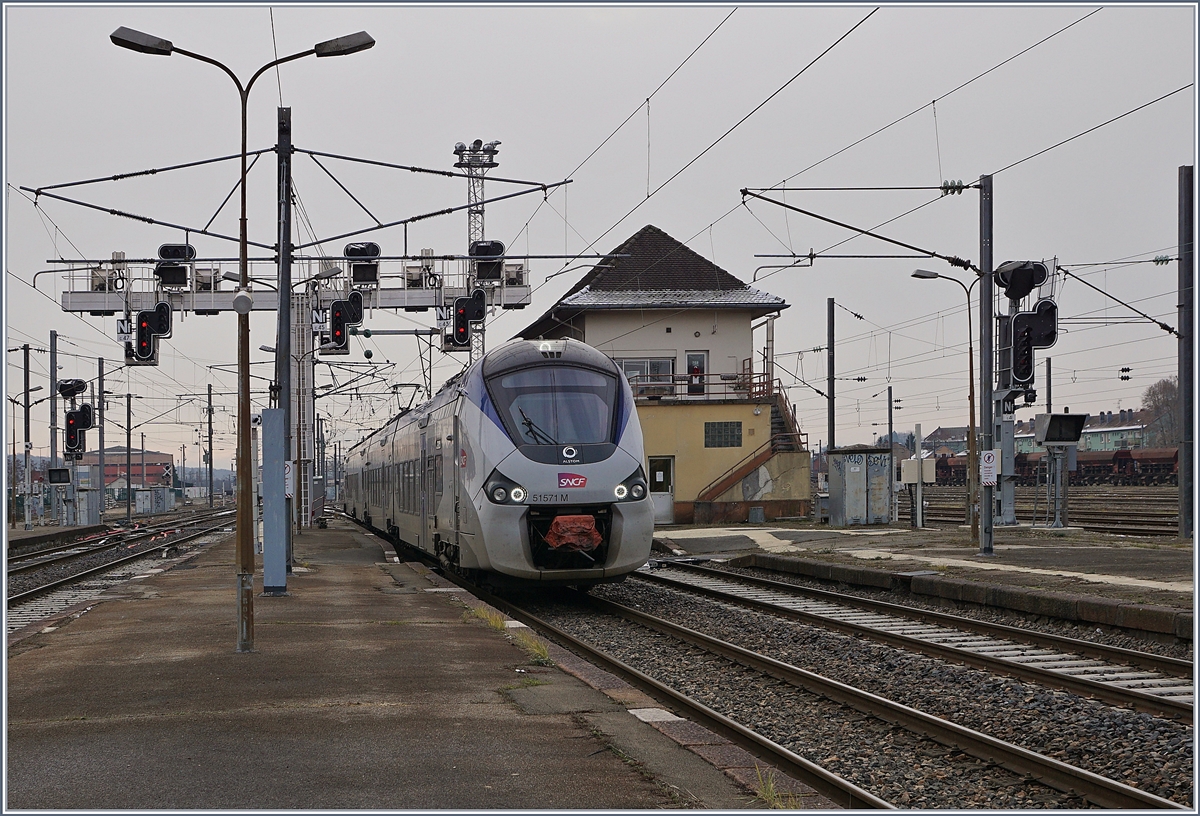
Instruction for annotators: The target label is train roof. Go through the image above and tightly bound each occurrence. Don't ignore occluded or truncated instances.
[481,338,619,378]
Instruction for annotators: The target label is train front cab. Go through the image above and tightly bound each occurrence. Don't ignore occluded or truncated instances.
[458,341,654,587]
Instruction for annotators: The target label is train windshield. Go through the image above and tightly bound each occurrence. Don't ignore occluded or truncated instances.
[488,366,617,446]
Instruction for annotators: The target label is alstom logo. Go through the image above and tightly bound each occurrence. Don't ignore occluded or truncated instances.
[558,473,587,488]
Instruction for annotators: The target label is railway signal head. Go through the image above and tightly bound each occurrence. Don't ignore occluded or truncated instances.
[452,297,471,346]
[995,260,1050,302]
[131,301,173,364]
[1012,325,1035,384]
[65,409,84,454]
[330,300,349,350]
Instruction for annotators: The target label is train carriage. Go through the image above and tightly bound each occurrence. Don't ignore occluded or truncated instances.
[343,338,654,588]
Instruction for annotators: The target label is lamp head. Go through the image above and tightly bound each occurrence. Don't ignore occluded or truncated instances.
[314,31,375,57]
[111,27,173,56]
[232,289,253,315]
[911,269,940,280]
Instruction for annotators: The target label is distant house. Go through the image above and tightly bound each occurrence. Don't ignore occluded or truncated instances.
[922,426,968,456]
[517,224,810,524]
[1015,408,1150,453]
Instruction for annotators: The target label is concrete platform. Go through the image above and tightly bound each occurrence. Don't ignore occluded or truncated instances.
[654,521,1194,640]
[6,518,816,810]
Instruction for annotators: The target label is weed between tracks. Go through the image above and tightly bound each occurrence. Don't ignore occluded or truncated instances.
[463,604,555,666]
[752,766,803,809]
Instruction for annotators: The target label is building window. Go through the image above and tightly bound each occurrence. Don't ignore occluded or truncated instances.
[704,421,742,448]
[618,358,674,396]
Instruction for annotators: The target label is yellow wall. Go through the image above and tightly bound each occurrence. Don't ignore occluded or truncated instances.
[636,401,774,500]
[713,450,812,503]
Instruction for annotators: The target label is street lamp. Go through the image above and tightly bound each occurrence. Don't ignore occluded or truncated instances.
[913,269,981,545]
[7,387,45,531]
[111,26,375,654]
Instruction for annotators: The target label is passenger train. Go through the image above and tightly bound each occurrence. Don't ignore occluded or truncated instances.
[343,338,655,588]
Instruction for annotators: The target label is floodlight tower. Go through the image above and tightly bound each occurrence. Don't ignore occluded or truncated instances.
[453,139,500,362]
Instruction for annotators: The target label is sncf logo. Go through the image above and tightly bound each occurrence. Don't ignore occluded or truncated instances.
[558,473,587,489]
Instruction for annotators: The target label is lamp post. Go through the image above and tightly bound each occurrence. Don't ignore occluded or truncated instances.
[7,387,44,530]
[111,26,375,653]
[913,269,980,545]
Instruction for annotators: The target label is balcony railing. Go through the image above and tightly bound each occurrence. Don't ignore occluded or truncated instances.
[626,371,775,400]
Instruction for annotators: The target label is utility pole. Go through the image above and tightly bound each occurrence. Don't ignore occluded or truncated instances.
[275,106,294,558]
[1045,358,1052,412]
[24,343,32,531]
[98,358,105,523]
[979,174,995,556]
[827,298,835,453]
[182,444,186,495]
[50,330,59,524]
[887,385,895,522]
[915,422,924,528]
[208,382,214,507]
[141,433,146,491]
[10,397,17,529]
[1179,165,1194,540]
[126,394,132,524]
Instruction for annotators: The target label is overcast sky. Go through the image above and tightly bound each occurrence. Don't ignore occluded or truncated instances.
[4,3,1196,469]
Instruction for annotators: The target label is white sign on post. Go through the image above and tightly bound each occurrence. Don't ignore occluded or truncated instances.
[116,318,132,343]
[284,461,294,499]
[981,450,998,486]
[435,305,451,330]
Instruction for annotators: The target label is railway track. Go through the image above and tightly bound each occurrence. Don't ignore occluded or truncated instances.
[480,579,1188,809]
[7,509,234,573]
[6,514,235,635]
[636,562,1193,723]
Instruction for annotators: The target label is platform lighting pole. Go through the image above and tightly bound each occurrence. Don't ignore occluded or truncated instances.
[978,174,995,556]
[98,360,105,523]
[827,298,835,452]
[126,394,132,525]
[50,331,59,523]
[912,270,980,544]
[110,26,375,653]
[1178,165,1193,541]
[23,344,32,531]
[208,383,214,508]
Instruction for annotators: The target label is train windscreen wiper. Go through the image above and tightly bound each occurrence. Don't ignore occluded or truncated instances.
[518,407,557,445]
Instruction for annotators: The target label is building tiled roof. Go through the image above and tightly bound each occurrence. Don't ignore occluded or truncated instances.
[517,225,788,339]
[564,225,753,294]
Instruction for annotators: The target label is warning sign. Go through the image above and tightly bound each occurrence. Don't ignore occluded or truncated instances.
[980,450,998,487]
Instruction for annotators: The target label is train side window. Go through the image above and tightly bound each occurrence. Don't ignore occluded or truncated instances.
[434,454,443,496]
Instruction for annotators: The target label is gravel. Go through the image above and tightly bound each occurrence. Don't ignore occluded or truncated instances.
[521,579,1193,808]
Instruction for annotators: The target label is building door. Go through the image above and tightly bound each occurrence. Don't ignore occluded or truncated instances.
[648,456,674,524]
[686,352,707,395]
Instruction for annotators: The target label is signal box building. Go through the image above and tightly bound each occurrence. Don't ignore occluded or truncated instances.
[517,225,810,524]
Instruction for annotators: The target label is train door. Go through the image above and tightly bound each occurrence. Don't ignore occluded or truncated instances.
[418,431,430,552]
[648,456,674,524]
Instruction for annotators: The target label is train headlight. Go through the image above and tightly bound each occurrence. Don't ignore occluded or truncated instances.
[485,470,527,505]
[615,466,648,502]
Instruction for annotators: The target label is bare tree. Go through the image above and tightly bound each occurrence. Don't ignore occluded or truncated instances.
[1142,376,1181,447]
